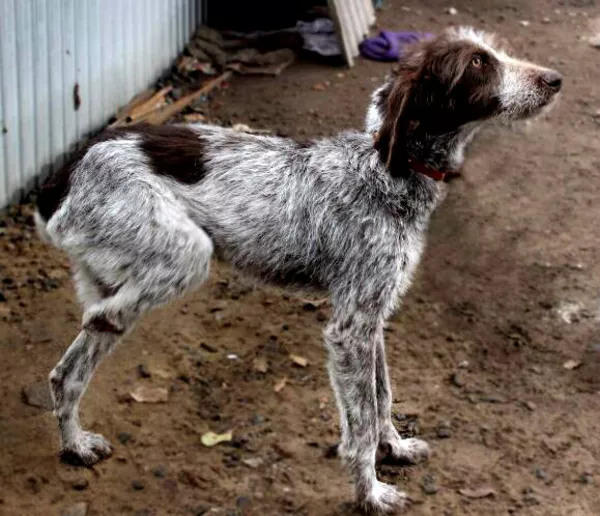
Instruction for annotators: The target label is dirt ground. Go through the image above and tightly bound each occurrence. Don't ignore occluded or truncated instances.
[1,1,600,515]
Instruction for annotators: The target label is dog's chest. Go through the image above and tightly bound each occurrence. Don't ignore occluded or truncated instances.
[395,227,426,297]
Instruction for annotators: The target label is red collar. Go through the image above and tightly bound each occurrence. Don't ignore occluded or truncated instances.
[407,157,460,182]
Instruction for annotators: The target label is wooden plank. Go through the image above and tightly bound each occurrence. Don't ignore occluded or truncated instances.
[138,71,232,125]
[110,85,174,127]
[114,88,155,120]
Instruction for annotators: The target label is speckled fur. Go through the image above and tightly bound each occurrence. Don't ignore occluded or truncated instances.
[36,27,561,513]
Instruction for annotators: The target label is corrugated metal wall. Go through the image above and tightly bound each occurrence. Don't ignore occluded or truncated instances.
[0,0,203,207]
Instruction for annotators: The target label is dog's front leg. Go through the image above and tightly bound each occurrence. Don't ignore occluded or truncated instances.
[375,329,430,466]
[325,314,408,514]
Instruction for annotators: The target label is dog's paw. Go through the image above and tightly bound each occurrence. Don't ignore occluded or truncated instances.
[60,431,113,466]
[360,481,409,514]
[379,427,430,466]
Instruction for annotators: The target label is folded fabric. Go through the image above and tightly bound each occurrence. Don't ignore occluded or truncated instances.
[297,18,341,57]
[359,31,433,61]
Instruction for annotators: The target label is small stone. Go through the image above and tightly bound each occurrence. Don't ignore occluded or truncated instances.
[520,20,531,27]
[458,360,470,369]
[251,414,265,425]
[22,382,54,411]
[451,372,465,388]
[579,473,594,485]
[534,467,548,481]
[436,422,452,439]
[200,342,218,353]
[117,432,133,445]
[273,442,294,459]
[541,16,551,23]
[26,476,42,493]
[524,401,537,411]
[563,359,582,370]
[152,464,167,478]
[421,473,439,495]
[446,7,458,15]
[479,394,507,404]
[236,496,251,510]
[71,477,89,491]
[253,357,268,373]
[132,480,145,491]
[136,364,151,379]
[61,502,89,516]
[324,443,339,458]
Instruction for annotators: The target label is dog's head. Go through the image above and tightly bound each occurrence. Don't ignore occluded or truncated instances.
[375,27,562,174]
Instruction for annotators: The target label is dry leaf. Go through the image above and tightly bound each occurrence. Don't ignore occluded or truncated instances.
[130,386,169,403]
[201,430,233,447]
[290,354,308,368]
[274,377,288,393]
[242,457,264,469]
[253,357,268,373]
[300,297,328,310]
[458,487,496,499]
[563,360,582,370]
[153,368,174,380]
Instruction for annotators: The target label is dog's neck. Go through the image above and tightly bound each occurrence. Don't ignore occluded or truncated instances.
[366,81,482,175]
[404,123,481,173]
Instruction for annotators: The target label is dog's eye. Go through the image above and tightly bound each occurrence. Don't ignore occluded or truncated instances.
[471,55,483,68]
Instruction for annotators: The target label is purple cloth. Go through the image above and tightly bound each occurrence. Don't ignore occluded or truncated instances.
[359,31,433,62]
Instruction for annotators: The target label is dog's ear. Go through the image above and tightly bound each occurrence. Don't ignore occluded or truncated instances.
[373,77,415,177]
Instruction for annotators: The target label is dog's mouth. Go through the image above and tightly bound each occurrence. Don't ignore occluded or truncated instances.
[498,66,562,122]
[500,87,561,123]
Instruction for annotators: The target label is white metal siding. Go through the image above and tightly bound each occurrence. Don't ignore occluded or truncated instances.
[328,0,375,67]
[0,0,202,207]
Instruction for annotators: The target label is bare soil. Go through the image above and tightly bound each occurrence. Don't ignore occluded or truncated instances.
[1,1,600,515]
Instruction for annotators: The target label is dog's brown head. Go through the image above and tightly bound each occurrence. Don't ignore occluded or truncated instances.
[375,27,562,176]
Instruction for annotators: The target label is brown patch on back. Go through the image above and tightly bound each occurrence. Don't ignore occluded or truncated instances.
[136,124,206,185]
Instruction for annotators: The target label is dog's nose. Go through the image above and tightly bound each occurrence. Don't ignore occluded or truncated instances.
[540,70,562,92]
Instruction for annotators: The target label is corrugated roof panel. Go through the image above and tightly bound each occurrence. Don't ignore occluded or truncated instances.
[0,0,202,207]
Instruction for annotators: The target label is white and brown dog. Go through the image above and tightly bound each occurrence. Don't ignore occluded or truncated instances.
[36,27,561,513]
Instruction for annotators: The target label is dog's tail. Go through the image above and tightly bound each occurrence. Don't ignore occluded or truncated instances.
[34,210,52,244]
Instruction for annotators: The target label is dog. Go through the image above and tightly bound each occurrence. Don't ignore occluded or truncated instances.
[35,27,561,513]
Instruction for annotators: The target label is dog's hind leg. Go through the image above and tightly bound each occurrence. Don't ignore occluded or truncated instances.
[49,327,119,465]
[49,215,213,466]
